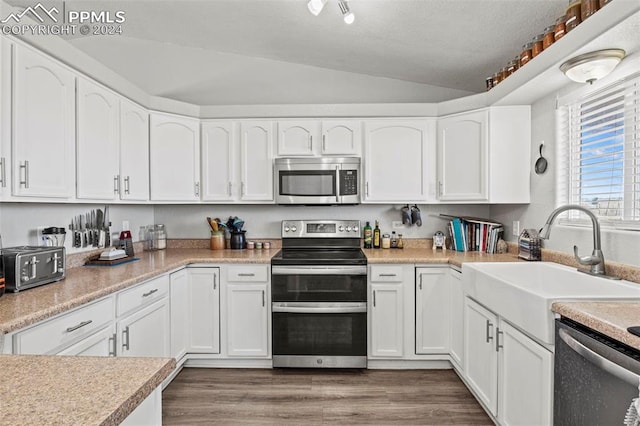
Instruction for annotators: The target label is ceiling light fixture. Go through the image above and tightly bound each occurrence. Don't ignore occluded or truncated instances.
[559,49,626,84]
[307,0,327,16]
[338,1,355,24]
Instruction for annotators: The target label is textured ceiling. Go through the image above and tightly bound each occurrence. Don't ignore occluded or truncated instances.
[5,0,571,104]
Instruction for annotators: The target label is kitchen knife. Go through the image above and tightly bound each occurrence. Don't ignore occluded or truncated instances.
[97,209,105,248]
[104,205,110,247]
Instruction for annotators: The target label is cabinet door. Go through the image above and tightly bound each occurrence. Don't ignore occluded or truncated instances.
[57,326,116,357]
[370,283,404,357]
[464,297,498,416]
[149,113,200,201]
[170,269,189,360]
[415,268,450,354]
[0,38,11,197]
[437,110,488,201]
[277,120,319,156]
[76,77,119,200]
[187,267,220,354]
[118,298,170,358]
[201,121,235,201]
[239,121,273,201]
[119,99,149,201]
[12,45,75,198]
[449,269,464,370]
[226,283,269,357]
[363,120,430,202]
[498,321,553,426]
[321,120,361,155]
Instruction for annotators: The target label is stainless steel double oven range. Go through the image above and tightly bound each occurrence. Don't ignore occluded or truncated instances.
[271,220,367,368]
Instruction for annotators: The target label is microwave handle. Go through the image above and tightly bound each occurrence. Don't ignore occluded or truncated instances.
[335,165,340,203]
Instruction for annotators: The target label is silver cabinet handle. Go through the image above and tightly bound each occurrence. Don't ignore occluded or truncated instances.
[373,290,376,307]
[124,176,130,194]
[19,160,29,188]
[228,182,232,196]
[66,320,92,333]
[114,175,120,194]
[379,273,397,277]
[142,288,158,297]
[309,135,313,150]
[366,181,369,197]
[559,328,640,386]
[122,326,130,350]
[262,290,265,307]
[322,134,326,152]
[0,157,5,187]
[238,273,255,277]
[438,181,443,197]
[241,181,245,196]
[195,182,200,197]
[486,320,494,343]
[213,273,217,290]
[496,328,504,351]
[419,275,423,290]
[108,333,116,356]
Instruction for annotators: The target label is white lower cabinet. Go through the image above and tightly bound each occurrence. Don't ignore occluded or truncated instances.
[57,325,116,356]
[187,267,220,354]
[121,387,162,426]
[117,298,170,357]
[223,265,270,357]
[449,268,464,370]
[415,267,450,354]
[170,268,189,360]
[369,265,405,358]
[464,297,552,425]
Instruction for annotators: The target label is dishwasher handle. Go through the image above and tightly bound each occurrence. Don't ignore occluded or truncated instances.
[559,327,640,386]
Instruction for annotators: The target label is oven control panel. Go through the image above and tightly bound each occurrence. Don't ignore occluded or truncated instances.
[281,220,361,238]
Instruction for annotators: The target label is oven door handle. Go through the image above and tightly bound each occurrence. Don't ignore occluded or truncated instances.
[272,302,367,314]
[559,328,640,386]
[272,266,367,276]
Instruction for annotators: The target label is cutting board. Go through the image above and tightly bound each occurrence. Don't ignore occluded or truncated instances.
[84,254,139,267]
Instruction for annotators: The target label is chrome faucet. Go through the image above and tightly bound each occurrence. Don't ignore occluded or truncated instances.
[539,204,618,279]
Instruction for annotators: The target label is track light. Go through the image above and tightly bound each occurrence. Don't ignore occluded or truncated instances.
[307,0,355,24]
[338,1,355,24]
[307,0,327,16]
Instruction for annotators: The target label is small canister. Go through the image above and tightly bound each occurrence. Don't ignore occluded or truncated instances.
[506,59,518,77]
[520,43,533,66]
[381,234,391,249]
[566,1,582,32]
[542,25,555,50]
[255,242,263,250]
[485,76,494,91]
[554,15,567,40]
[581,0,599,20]
[531,34,544,58]
[246,241,255,250]
[492,71,502,86]
[263,242,271,250]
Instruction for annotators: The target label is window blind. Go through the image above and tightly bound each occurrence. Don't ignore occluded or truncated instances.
[557,73,640,229]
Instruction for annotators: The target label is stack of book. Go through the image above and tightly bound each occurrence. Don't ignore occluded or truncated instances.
[440,215,504,254]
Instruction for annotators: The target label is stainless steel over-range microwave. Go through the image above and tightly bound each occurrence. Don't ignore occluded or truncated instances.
[274,157,360,205]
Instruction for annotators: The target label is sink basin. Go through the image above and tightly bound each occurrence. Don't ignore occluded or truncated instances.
[462,262,640,345]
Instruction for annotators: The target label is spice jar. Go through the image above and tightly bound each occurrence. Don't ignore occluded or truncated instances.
[531,34,544,58]
[500,66,509,82]
[520,43,533,66]
[599,0,611,8]
[554,15,567,40]
[485,76,494,91]
[542,25,555,49]
[210,231,225,250]
[397,234,404,249]
[246,241,255,250]
[506,60,518,77]
[492,71,502,86]
[566,1,582,32]
[255,242,263,250]
[581,0,599,20]
[381,234,391,249]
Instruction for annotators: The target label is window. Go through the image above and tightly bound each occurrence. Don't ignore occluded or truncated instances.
[557,74,640,229]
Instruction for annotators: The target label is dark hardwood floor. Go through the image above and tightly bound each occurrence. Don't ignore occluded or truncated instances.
[162,368,493,425]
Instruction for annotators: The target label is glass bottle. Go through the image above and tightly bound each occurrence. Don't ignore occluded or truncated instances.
[373,220,381,249]
[363,221,373,248]
[391,231,398,248]
[397,234,404,249]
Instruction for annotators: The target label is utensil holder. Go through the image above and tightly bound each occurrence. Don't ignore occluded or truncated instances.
[230,231,246,250]
[210,231,225,250]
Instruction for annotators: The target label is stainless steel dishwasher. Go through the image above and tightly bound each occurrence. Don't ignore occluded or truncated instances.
[555,319,640,425]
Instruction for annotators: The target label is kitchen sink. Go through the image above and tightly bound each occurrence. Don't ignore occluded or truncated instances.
[462,262,640,345]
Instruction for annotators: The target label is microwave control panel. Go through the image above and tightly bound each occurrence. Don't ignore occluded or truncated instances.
[340,170,358,195]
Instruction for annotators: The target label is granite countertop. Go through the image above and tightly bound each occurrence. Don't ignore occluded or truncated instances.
[0,355,176,426]
[552,301,640,351]
[363,247,522,267]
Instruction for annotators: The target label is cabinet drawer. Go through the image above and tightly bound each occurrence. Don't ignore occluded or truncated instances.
[369,265,404,282]
[14,297,114,355]
[226,265,269,282]
[117,275,169,317]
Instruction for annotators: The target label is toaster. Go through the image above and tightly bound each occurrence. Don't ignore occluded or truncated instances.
[1,246,66,292]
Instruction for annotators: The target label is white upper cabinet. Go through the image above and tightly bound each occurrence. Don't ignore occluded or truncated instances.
[363,119,434,203]
[119,99,149,201]
[437,110,488,201]
[239,121,274,201]
[277,120,319,156]
[201,121,235,201]
[437,106,530,203]
[0,37,11,197]
[76,77,120,200]
[12,44,75,198]
[321,120,361,155]
[149,112,200,201]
